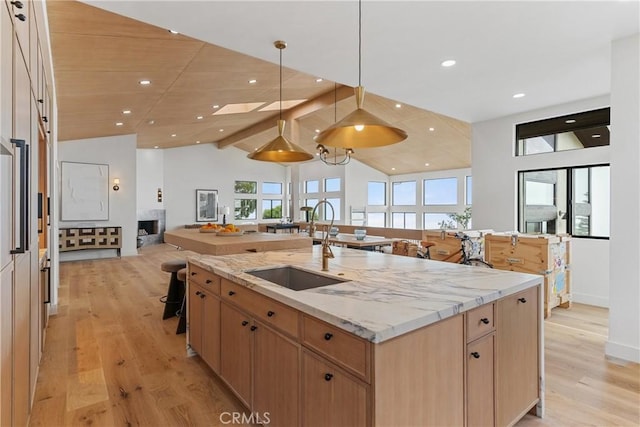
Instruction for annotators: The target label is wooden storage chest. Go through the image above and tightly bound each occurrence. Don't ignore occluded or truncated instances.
[422,229,493,263]
[484,233,571,318]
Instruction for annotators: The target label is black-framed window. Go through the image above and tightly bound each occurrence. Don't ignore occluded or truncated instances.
[516,107,610,156]
[518,164,610,238]
[262,199,282,219]
[392,212,416,229]
[235,180,257,194]
[262,182,282,195]
[234,199,257,220]
[423,177,457,205]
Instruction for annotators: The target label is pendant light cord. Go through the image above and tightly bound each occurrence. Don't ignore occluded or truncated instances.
[279,46,283,120]
[358,0,362,87]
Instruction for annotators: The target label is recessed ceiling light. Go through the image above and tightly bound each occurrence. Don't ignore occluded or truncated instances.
[441,59,456,67]
[315,129,320,133]
[425,163,430,166]
[592,134,601,138]
[513,93,526,99]
[212,104,220,109]
[154,145,159,149]
[196,115,204,120]
[196,141,201,144]
[122,110,131,115]
[391,167,396,171]
[115,122,123,126]
[565,119,576,124]
[315,78,323,83]
[148,120,155,125]
[395,103,402,108]
[171,134,177,137]
[219,129,224,132]
[168,29,179,34]
[248,79,257,84]
[429,127,435,132]
[139,80,151,85]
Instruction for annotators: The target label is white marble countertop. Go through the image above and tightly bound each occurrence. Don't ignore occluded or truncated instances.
[189,246,543,343]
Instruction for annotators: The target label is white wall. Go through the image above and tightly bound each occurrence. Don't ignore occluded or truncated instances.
[345,158,388,222]
[472,96,611,309]
[162,144,287,230]
[58,134,138,258]
[136,149,164,211]
[607,33,640,363]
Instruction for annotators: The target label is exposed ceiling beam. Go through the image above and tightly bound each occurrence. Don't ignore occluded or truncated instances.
[216,84,354,149]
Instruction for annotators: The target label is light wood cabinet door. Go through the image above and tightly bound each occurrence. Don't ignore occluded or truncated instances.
[253,323,300,427]
[188,283,204,356]
[220,302,252,407]
[302,351,368,427]
[496,286,539,426]
[467,333,495,427]
[201,290,220,373]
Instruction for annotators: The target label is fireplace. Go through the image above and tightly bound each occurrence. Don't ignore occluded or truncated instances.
[137,210,166,248]
[138,220,159,236]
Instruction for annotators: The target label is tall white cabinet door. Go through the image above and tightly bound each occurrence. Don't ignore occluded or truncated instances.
[0,262,14,427]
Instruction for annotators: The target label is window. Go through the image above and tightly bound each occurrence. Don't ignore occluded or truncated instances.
[392,212,416,229]
[424,177,457,205]
[262,200,282,219]
[518,165,609,238]
[516,107,610,156]
[392,181,416,205]
[368,181,386,205]
[465,176,472,205]
[324,198,341,221]
[305,199,319,220]
[262,182,282,195]
[324,178,340,192]
[423,213,456,230]
[234,199,257,220]
[235,180,257,194]
[367,212,386,227]
[305,180,319,193]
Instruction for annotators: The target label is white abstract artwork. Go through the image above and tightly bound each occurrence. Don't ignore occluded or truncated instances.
[61,162,109,221]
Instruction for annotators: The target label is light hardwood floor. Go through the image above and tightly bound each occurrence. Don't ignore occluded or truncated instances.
[29,244,639,426]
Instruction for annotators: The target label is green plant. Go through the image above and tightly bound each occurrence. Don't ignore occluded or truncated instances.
[447,207,472,229]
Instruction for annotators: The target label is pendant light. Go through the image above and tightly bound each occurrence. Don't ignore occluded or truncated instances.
[248,41,313,162]
[316,83,354,165]
[315,0,407,149]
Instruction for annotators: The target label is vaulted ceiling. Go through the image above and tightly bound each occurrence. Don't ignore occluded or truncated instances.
[49,0,639,175]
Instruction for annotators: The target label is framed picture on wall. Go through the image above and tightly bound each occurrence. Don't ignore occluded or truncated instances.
[196,189,218,222]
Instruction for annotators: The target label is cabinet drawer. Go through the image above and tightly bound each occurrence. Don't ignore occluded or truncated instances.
[466,303,495,342]
[302,315,370,381]
[221,279,299,338]
[188,263,220,294]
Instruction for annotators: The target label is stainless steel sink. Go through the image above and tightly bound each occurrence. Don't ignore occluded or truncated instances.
[246,266,348,291]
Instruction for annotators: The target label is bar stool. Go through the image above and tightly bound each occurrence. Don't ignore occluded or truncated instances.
[175,268,187,335]
[160,259,186,320]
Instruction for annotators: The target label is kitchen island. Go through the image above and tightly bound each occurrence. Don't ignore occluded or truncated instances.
[163,227,311,255]
[187,246,544,426]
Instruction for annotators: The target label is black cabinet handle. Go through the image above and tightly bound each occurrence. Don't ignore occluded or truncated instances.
[324,333,333,341]
[228,291,235,296]
[14,13,26,21]
[10,139,28,254]
[42,116,48,123]
[324,373,333,381]
[241,321,249,326]
[250,325,258,331]
[191,272,197,276]
[518,297,527,304]
[471,352,480,359]
[199,294,205,299]
[267,311,275,317]
[11,1,24,8]
[37,98,43,104]
[195,291,201,296]
[480,318,490,325]
[206,279,212,284]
